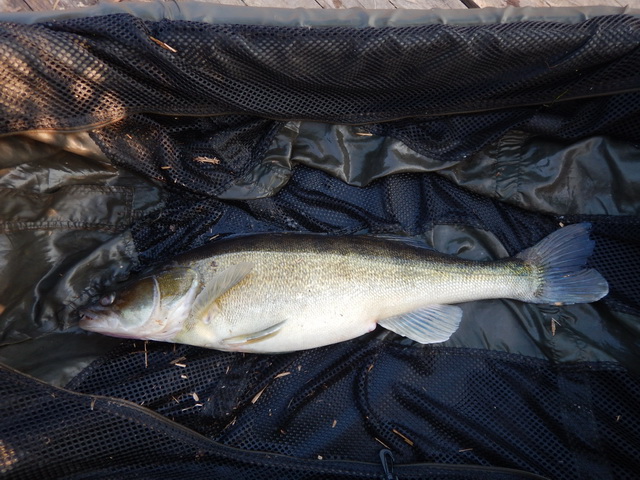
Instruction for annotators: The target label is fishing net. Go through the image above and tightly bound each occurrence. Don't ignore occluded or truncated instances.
[1,9,640,479]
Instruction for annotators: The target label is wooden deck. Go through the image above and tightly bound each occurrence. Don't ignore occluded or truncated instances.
[0,0,636,14]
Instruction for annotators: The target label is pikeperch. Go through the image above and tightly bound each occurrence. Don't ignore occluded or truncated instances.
[79,223,608,353]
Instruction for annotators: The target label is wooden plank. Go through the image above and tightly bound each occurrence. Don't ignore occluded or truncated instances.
[17,0,248,11]
[6,0,472,12]
[217,0,247,5]
[391,0,467,7]
[354,0,398,6]
[314,0,400,8]
[195,0,246,6]
[315,0,377,8]
[319,0,469,7]
[55,0,97,9]
[0,0,33,12]
[20,0,97,10]
[475,0,628,6]
[5,0,635,14]
[18,0,57,10]
[243,0,322,8]
[97,0,247,8]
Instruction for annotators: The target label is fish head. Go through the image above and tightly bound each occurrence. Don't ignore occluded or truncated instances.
[80,267,200,341]
[80,275,159,339]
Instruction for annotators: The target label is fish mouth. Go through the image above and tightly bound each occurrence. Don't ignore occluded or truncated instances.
[78,305,118,333]
[79,305,147,339]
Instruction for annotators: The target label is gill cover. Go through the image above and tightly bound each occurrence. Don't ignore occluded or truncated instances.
[81,267,200,341]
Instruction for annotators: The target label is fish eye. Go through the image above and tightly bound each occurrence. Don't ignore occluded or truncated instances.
[99,292,116,306]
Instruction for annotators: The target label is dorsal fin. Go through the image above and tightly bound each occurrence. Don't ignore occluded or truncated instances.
[370,234,434,251]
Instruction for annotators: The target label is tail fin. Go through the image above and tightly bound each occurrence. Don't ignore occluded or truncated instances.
[516,223,608,305]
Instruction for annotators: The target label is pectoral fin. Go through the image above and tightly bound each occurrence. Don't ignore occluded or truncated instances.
[222,320,287,345]
[192,262,253,320]
[378,305,462,344]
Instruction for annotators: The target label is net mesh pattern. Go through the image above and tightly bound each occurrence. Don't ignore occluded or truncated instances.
[1,14,639,129]
[89,114,283,198]
[1,14,640,197]
[7,348,605,480]
[25,343,629,480]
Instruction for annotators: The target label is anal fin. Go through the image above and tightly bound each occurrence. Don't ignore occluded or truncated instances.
[222,320,287,345]
[378,305,463,344]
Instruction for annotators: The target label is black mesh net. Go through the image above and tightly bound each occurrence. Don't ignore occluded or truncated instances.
[2,14,640,129]
[2,14,640,189]
[4,342,637,479]
[1,10,640,480]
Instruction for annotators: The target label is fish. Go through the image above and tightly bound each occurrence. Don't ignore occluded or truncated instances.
[79,223,608,353]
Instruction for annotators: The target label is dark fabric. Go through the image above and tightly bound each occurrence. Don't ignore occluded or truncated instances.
[5,342,636,479]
